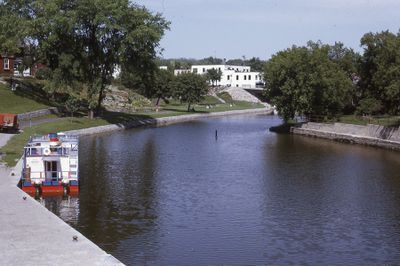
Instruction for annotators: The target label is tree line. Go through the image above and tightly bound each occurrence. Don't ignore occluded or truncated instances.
[0,0,169,117]
[0,1,222,116]
[264,31,400,122]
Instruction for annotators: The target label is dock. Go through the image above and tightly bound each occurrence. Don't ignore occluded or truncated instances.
[0,133,122,266]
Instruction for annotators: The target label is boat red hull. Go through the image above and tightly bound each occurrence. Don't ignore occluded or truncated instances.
[21,183,79,197]
[22,186,37,195]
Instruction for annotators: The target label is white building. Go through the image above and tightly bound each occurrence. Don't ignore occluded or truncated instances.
[174,68,191,75]
[175,64,263,89]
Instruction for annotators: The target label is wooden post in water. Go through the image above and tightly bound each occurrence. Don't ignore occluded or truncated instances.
[215,129,218,140]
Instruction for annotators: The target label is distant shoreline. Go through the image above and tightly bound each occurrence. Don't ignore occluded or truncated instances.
[66,107,274,136]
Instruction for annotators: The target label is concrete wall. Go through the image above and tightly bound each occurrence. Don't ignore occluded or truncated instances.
[18,107,59,120]
[292,122,400,151]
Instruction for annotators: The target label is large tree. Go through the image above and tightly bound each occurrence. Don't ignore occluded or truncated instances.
[171,73,208,112]
[359,31,400,115]
[0,0,169,117]
[206,68,222,87]
[264,42,353,122]
[153,69,174,108]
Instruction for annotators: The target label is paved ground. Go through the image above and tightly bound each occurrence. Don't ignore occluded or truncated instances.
[0,133,13,148]
[0,133,123,266]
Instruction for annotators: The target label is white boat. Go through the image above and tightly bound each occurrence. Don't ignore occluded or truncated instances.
[20,133,79,195]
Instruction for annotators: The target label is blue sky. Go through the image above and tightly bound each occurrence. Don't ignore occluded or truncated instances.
[135,0,400,60]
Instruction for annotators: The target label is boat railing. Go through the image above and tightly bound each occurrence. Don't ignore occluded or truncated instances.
[22,170,77,184]
[30,135,79,143]
[24,146,78,157]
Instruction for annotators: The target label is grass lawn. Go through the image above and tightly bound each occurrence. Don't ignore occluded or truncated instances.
[159,97,264,114]
[217,92,233,103]
[338,115,400,127]
[0,83,51,113]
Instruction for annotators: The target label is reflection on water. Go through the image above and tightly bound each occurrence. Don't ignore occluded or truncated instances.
[39,196,80,225]
[41,115,400,265]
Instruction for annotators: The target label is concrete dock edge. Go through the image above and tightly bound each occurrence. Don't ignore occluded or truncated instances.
[291,122,400,151]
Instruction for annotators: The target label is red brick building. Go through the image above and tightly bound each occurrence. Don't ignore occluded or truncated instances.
[0,54,15,75]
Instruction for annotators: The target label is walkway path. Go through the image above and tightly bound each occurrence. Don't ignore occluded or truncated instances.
[0,133,122,265]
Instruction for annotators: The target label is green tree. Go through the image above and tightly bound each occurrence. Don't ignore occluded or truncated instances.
[64,96,81,122]
[226,58,245,66]
[153,69,174,108]
[206,68,222,86]
[0,0,169,118]
[359,30,400,115]
[247,57,265,72]
[198,57,223,65]
[264,42,353,122]
[171,73,208,112]
[356,98,383,116]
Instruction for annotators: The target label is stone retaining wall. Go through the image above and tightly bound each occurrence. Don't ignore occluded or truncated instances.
[224,88,261,103]
[292,122,400,151]
[18,107,59,120]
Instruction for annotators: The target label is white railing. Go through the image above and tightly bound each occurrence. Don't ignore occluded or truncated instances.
[22,171,78,183]
[24,147,78,156]
[30,134,79,142]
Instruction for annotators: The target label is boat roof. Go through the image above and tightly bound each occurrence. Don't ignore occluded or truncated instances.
[28,133,79,144]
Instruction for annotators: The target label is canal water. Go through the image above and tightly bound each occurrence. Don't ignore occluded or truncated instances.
[42,115,400,265]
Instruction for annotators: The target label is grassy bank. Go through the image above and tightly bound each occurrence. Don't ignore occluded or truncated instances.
[0,84,51,113]
[338,115,400,127]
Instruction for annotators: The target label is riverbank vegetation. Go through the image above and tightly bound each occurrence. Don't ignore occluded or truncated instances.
[264,31,400,125]
[0,0,169,118]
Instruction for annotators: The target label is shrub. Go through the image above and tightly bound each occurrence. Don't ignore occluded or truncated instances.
[356,98,383,116]
[35,67,52,80]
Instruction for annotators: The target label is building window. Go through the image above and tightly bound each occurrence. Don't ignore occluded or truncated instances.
[193,68,198,74]
[203,68,205,73]
[244,75,247,80]
[227,75,230,80]
[236,75,239,80]
[248,75,251,80]
[3,58,10,70]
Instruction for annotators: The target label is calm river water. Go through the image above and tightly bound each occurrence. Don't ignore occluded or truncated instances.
[42,115,400,265]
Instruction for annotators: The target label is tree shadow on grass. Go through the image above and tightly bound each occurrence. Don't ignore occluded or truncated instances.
[6,78,57,107]
[101,111,155,125]
[99,109,211,129]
